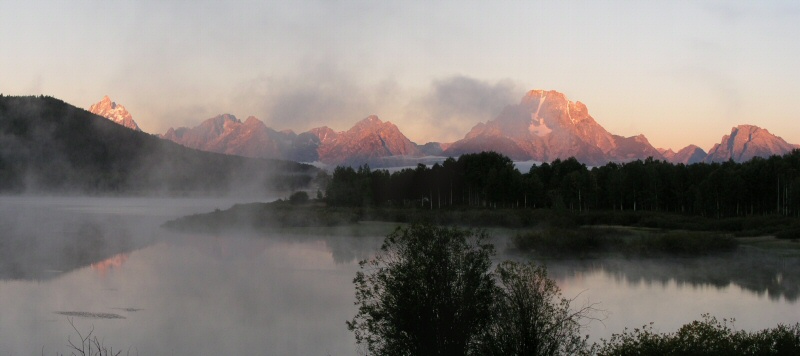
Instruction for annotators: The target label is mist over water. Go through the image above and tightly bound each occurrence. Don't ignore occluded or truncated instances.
[0,197,797,355]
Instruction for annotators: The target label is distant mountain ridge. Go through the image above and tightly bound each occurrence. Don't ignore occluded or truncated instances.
[161,114,299,160]
[99,90,796,167]
[658,145,707,165]
[161,114,431,166]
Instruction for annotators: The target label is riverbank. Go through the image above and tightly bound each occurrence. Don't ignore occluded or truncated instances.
[163,200,800,258]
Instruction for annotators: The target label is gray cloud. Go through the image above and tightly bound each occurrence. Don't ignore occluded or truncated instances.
[424,76,521,120]
[231,63,401,132]
[227,74,524,144]
[405,76,523,142]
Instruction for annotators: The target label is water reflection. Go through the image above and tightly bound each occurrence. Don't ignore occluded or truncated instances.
[0,197,798,354]
[0,212,138,280]
[542,249,800,302]
[0,196,252,280]
[91,253,129,278]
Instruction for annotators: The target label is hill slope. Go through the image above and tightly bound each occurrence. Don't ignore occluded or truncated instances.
[0,95,316,194]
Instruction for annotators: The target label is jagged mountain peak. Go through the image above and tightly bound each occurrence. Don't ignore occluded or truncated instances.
[668,144,707,165]
[520,90,591,119]
[658,147,676,156]
[521,89,567,102]
[732,124,761,132]
[725,125,782,144]
[445,89,656,165]
[210,113,239,123]
[201,114,240,135]
[88,96,141,131]
[351,115,387,130]
[705,124,794,163]
[316,115,420,165]
[362,114,382,123]
[308,126,338,143]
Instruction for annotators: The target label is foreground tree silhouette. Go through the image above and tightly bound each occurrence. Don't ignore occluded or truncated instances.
[348,224,596,355]
[347,224,496,355]
[476,261,597,355]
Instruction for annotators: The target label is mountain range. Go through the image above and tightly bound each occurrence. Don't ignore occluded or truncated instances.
[91,91,798,167]
[159,113,430,166]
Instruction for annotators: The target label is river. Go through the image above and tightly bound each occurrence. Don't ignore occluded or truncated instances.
[0,197,797,355]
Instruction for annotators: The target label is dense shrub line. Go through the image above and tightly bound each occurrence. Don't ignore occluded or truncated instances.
[597,314,800,355]
[513,228,738,258]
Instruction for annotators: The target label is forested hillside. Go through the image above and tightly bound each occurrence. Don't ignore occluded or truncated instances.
[326,150,800,218]
[0,95,316,194]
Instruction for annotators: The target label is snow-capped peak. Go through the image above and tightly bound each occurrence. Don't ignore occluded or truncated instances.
[89,96,141,131]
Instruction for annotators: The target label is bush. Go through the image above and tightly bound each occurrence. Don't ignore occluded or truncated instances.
[512,227,628,257]
[513,228,737,258]
[597,314,800,355]
[348,224,596,355]
[775,227,800,240]
[347,224,497,355]
[647,232,738,256]
[477,261,597,355]
[288,191,309,204]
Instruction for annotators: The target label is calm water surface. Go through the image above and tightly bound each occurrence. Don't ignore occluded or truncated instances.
[0,197,797,355]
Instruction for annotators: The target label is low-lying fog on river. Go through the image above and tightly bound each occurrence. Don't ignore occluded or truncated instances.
[0,197,798,355]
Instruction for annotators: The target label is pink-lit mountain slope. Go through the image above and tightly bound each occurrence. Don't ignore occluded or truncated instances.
[88,96,141,131]
[443,90,663,165]
[659,145,707,165]
[704,125,796,163]
[162,115,422,165]
[315,115,420,165]
[159,114,314,161]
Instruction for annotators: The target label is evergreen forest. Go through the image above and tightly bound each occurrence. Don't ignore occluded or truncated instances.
[325,150,800,219]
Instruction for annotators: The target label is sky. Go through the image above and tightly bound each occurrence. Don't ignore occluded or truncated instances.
[2,0,799,151]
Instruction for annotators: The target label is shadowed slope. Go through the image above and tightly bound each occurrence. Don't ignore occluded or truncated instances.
[0,95,317,194]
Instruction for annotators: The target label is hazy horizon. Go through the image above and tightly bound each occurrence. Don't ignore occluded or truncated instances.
[2,1,799,151]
